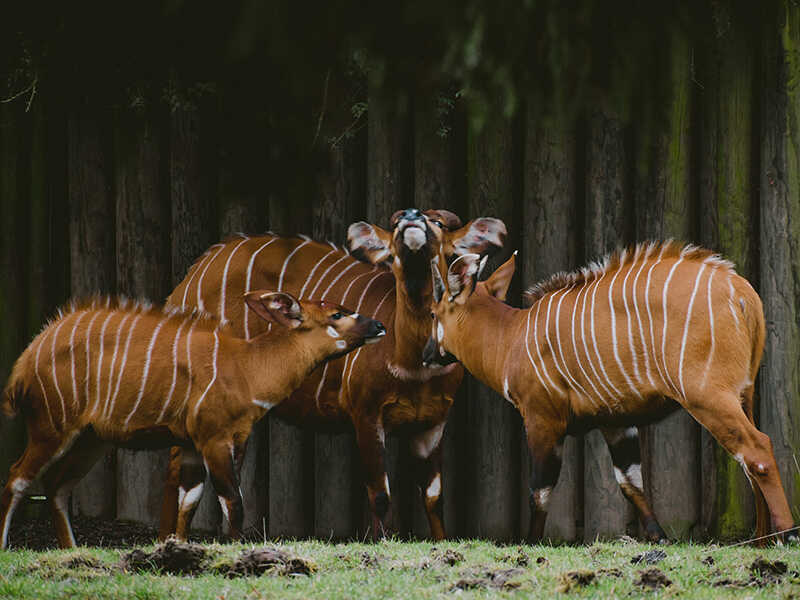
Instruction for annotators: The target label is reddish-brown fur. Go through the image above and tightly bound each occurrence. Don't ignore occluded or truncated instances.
[0,292,384,548]
[159,209,507,540]
[425,242,795,543]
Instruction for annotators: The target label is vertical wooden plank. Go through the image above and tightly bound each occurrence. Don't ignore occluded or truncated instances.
[68,107,117,518]
[366,83,414,536]
[412,93,466,538]
[312,132,366,540]
[0,104,28,492]
[114,108,171,527]
[759,1,800,522]
[633,31,701,540]
[169,106,226,534]
[698,6,757,539]
[521,107,581,542]
[583,102,636,540]
[462,107,521,541]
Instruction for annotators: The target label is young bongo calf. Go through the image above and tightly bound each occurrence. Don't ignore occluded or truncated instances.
[423,242,796,543]
[0,291,385,549]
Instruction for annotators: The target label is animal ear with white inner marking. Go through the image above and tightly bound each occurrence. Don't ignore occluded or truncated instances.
[446,254,482,304]
[347,222,393,265]
[244,291,304,329]
[482,251,517,301]
[431,257,446,303]
[444,217,507,259]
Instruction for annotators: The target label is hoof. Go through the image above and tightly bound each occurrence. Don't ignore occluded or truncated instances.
[644,520,669,545]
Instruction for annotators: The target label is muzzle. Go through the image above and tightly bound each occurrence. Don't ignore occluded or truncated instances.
[422,334,458,367]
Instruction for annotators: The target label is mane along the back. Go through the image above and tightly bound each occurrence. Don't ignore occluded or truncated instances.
[523,240,736,306]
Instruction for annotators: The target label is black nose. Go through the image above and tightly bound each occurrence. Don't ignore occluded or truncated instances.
[402,208,423,221]
[368,320,386,338]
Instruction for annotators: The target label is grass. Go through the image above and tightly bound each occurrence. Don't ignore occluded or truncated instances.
[0,537,799,599]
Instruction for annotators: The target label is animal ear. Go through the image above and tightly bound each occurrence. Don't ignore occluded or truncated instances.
[431,257,446,303]
[244,291,304,329]
[424,209,463,230]
[444,217,507,260]
[483,251,517,301]
[446,254,483,304]
[347,222,393,265]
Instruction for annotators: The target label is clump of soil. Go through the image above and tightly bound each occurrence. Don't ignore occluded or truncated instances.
[556,570,596,592]
[360,552,383,568]
[631,549,667,565]
[224,548,314,577]
[597,567,623,578]
[536,556,549,565]
[500,548,529,567]
[750,556,787,580]
[636,567,672,589]
[701,555,715,566]
[120,538,207,575]
[450,568,524,591]
[431,548,464,566]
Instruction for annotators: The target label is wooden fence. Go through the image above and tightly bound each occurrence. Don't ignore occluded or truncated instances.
[1,12,799,543]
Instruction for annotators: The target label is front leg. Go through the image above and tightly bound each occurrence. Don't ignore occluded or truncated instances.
[174,448,206,540]
[409,423,446,540]
[524,419,565,543]
[354,416,391,541]
[201,439,244,539]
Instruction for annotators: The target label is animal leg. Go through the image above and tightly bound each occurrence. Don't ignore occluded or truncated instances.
[601,426,667,543]
[355,418,391,541]
[174,448,206,540]
[525,424,564,543]
[1,436,66,549]
[201,440,244,539]
[686,391,795,541]
[409,423,445,540]
[741,383,772,541]
[40,428,106,548]
[158,446,183,541]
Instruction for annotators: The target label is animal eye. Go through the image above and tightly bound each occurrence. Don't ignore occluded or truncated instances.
[432,220,443,228]
[331,312,344,320]
[430,312,435,319]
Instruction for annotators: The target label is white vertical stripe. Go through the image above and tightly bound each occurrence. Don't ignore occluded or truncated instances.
[631,243,656,387]
[125,316,171,427]
[193,329,219,417]
[158,318,189,422]
[660,257,685,395]
[84,311,102,412]
[701,268,718,389]
[196,244,227,312]
[645,246,670,391]
[307,254,350,298]
[531,295,561,396]
[278,240,312,291]
[569,282,607,409]
[677,264,707,400]
[549,287,594,403]
[181,320,200,416]
[580,272,617,403]
[219,236,251,324]
[589,271,624,401]
[91,312,116,417]
[340,267,378,305]
[101,313,132,419]
[620,252,643,385]
[314,362,330,411]
[523,305,550,395]
[243,237,278,340]
[298,248,338,298]
[50,317,70,427]
[346,287,393,397]
[106,314,143,420]
[607,255,642,399]
[68,311,89,412]
[728,275,741,327]
[34,328,56,430]
[181,244,223,309]
[319,261,359,300]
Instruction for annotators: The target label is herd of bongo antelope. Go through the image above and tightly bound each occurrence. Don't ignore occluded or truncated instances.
[0,207,796,549]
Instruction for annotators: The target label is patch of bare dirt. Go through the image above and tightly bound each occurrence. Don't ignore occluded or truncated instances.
[224,548,314,577]
[120,538,207,575]
[450,568,524,591]
[635,567,672,589]
[556,570,596,592]
[431,548,464,566]
[597,567,623,578]
[750,556,787,581]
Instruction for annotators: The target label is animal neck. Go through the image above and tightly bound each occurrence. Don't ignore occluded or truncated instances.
[392,281,436,370]
[242,330,326,413]
[449,296,521,395]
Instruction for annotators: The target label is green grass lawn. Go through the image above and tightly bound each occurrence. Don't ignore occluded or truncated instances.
[1,537,798,599]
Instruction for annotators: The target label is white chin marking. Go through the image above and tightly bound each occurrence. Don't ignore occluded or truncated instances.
[336,340,347,349]
[327,326,341,338]
[403,227,426,251]
[252,398,277,410]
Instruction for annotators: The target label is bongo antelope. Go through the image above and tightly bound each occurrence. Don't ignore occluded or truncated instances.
[0,292,385,548]
[159,209,507,540]
[423,242,796,543]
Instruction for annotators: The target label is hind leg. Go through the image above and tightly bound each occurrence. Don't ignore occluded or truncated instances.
[686,391,794,538]
[158,446,183,541]
[174,448,206,540]
[601,426,667,543]
[40,429,107,548]
[1,434,70,549]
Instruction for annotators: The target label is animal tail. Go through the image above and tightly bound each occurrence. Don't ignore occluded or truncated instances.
[1,378,22,419]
